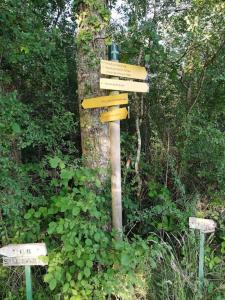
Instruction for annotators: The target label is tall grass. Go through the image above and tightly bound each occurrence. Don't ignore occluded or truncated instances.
[148,231,224,300]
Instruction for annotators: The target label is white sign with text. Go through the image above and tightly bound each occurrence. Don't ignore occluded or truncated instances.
[189,217,216,233]
[0,243,47,258]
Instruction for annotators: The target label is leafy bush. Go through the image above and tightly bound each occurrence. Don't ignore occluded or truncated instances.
[179,114,225,196]
[23,165,151,299]
[124,180,194,236]
[149,231,225,300]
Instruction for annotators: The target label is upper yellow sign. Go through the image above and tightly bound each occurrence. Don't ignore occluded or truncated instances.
[101,60,147,80]
[100,78,149,93]
[100,107,128,123]
[82,93,128,109]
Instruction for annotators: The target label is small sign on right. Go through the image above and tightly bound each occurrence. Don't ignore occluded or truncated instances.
[189,217,216,233]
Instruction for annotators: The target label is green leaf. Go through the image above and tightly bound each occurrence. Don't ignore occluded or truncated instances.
[56,223,64,234]
[66,272,72,281]
[60,169,74,181]
[121,253,130,266]
[76,248,82,258]
[49,278,57,290]
[20,46,30,54]
[71,296,81,300]
[11,122,21,134]
[24,209,35,220]
[55,269,62,281]
[72,206,80,216]
[62,282,70,293]
[94,232,100,242]
[145,54,150,63]
[59,160,65,170]
[77,272,82,281]
[86,260,93,268]
[49,157,61,168]
[84,267,91,278]
[48,222,57,234]
[44,273,52,283]
[95,179,101,188]
[85,239,92,246]
[77,259,84,268]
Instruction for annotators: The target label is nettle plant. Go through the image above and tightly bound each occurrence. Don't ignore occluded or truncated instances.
[24,160,151,300]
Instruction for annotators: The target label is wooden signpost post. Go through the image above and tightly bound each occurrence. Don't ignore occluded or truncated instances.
[102,44,149,235]
[0,243,48,300]
[81,42,149,235]
[189,217,216,288]
[107,44,123,234]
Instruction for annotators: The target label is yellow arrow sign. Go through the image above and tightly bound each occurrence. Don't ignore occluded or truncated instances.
[82,93,128,109]
[100,108,128,123]
[101,60,147,80]
[100,78,149,93]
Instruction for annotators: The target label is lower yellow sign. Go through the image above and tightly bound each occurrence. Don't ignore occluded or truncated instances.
[82,93,128,109]
[100,108,128,123]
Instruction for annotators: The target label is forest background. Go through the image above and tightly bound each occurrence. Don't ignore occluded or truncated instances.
[0,0,224,299]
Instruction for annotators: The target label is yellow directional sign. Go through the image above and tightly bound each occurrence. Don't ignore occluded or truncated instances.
[82,93,128,109]
[101,60,147,80]
[100,78,149,93]
[100,108,128,123]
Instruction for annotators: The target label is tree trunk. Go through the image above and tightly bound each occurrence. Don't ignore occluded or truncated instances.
[76,1,110,180]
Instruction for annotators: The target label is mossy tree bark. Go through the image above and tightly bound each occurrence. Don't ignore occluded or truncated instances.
[76,1,110,180]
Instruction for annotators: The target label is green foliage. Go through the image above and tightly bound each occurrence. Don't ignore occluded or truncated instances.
[179,115,225,194]
[148,232,200,299]
[1,0,77,156]
[76,0,110,57]
[148,231,225,299]
[24,167,151,299]
[123,179,194,237]
[0,1,78,298]
[0,0,224,299]
[0,92,38,242]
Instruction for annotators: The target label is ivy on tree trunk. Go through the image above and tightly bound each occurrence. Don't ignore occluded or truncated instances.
[76,0,110,180]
